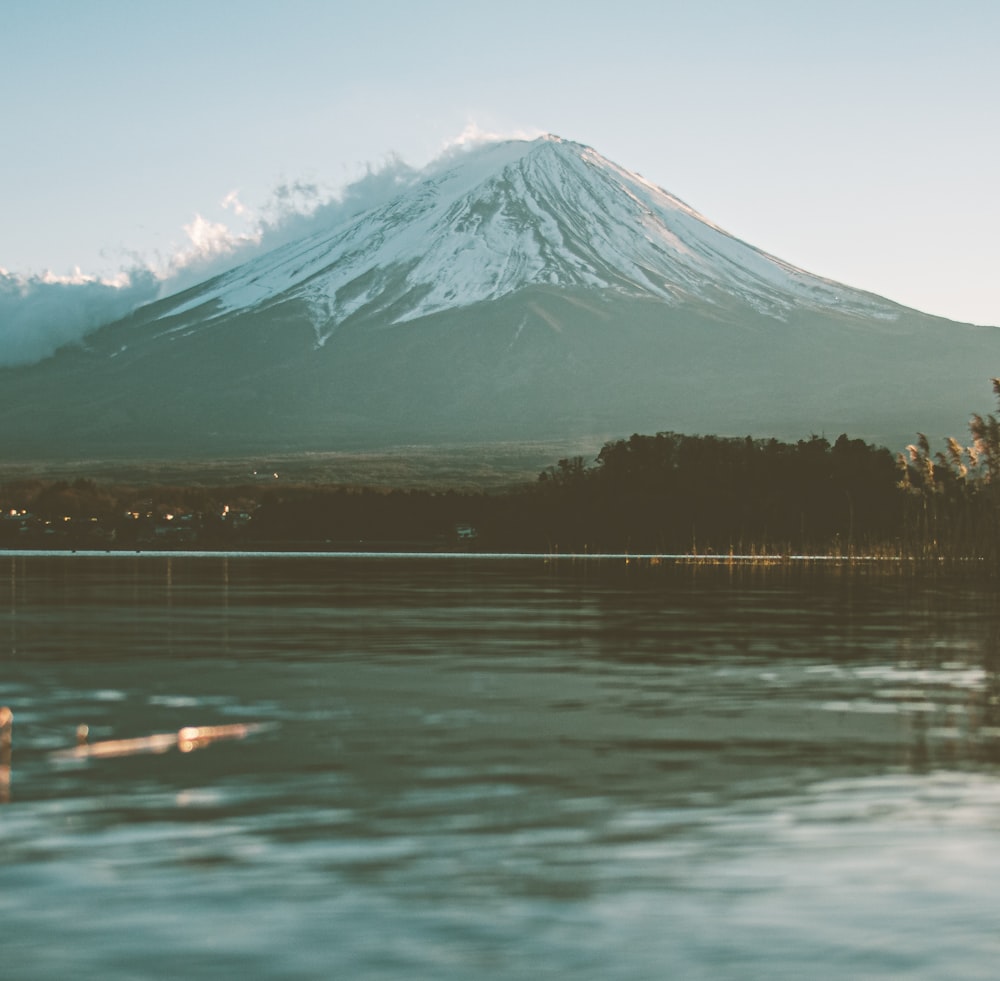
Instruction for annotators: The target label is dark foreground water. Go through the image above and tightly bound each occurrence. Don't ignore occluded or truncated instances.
[3,553,1000,979]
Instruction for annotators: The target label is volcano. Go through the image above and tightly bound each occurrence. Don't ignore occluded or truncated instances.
[3,135,999,464]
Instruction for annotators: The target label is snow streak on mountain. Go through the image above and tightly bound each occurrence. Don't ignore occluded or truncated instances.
[163,135,895,343]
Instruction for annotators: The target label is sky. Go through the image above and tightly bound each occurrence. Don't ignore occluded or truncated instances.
[1,0,998,365]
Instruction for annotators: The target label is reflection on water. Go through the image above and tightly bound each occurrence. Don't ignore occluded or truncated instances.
[0,705,10,804]
[2,555,1000,979]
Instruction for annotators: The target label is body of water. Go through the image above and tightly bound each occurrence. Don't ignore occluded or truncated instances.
[2,553,1000,978]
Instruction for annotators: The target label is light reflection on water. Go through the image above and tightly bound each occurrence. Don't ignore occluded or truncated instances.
[2,554,1000,979]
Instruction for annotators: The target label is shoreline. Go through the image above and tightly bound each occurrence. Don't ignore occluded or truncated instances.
[0,547,929,564]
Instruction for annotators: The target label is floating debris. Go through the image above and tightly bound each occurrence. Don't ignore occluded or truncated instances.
[0,706,11,803]
[50,721,272,762]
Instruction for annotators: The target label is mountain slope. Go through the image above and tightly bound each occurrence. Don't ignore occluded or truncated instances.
[161,135,893,333]
[2,135,998,466]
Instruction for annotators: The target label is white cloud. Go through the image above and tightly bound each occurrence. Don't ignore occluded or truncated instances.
[163,213,261,279]
[444,121,546,150]
[0,266,159,367]
[220,189,248,216]
[0,126,541,367]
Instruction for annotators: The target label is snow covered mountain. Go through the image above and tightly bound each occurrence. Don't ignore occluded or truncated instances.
[2,135,999,465]
[163,135,892,337]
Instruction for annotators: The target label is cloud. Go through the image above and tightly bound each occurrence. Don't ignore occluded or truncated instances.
[152,211,263,295]
[249,159,418,253]
[220,189,248,217]
[0,126,541,368]
[0,200,264,368]
[179,213,257,265]
[0,267,160,367]
[142,158,422,300]
[443,121,546,151]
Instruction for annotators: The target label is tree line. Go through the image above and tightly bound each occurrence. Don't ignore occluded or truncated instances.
[530,431,900,554]
[6,381,1000,560]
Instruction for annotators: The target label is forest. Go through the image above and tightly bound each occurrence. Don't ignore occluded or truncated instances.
[5,381,1000,562]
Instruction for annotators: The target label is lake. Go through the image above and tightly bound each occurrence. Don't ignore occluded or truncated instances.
[2,553,1000,979]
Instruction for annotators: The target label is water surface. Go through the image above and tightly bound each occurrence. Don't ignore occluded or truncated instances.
[2,555,999,978]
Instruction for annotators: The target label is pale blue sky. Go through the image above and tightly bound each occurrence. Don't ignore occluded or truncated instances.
[2,0,998,325]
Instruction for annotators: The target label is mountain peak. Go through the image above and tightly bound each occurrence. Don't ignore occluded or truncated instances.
[160,135,897,338]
